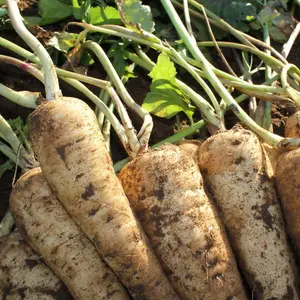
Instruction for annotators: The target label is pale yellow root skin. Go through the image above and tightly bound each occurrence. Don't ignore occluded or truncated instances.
[262,143,289,176]
[29,97,179,300]
[119,144,247,300]
[0,230,72,300]
[285,111,300,137]
[10,167,130,300]
[198,128,299,300]
[176,140,201,163]
[276,148,300,253]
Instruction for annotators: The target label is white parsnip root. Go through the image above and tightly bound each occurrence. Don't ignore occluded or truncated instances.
[198,128,299,300]
[0,230,72,300]
[10,167,130,300]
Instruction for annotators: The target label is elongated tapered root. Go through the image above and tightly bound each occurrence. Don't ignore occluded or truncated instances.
[285,111,300,137]
[29,97,179,300]
[198,128,299,300]
[119,144,247,300]
[0,230,72,300]
[276,148,300,252]
[10,167,130,300]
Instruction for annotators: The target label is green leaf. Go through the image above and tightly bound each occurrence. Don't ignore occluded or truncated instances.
[7,117,25,134]
[118,0,155,33]
[196,0,256,32]
[285,87,300,106]
[38,0,73,25]
[269,12,296,43]
[257,6,279,25]
[0,160,13,179]
[72,0,83,20]
[47,32,78,53]
[87,6,122,25]
[107,42,130,77]
[23,16,44,26]
[143,53,195,120]
[7,117,29,144]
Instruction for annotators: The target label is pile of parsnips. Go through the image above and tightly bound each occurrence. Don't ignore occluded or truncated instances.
[2,0,300,299]
[2,95,300,300]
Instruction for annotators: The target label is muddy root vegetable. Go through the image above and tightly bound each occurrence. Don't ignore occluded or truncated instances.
[285,111,300,138]
[119,144,247,300]
[28,97,179,300]
[198,128,299,300]
[0,230,72,300]
[276,148,300,252]
[10,167,130,300]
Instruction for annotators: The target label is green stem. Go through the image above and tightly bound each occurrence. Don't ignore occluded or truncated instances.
[0,37,110,88]
[113,119,206,172]
[133,44,155,67]
[0,115,37,169]
[81,44,141,155]
[64,23,300,88]
[259,8,272,131]
[282,23,300,59]
[97,86,111,130]
[0,83,38,108]
[182,0,288,63]
[0,115,23,154]
[68,22,166,50]
[6,0,61,100]
[0,141,20,167]
[197,42,285,73]
[0,38,137,155]
[102,101,115,152]
[168,46,222,119]
[83,41,152,148]
[186,0,255,47]
[160,0,300,147]
[183,0,196,41]
[0,55,43,81]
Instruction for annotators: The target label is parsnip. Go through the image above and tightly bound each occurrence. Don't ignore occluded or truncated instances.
[28,97,179,300]
[0,230,72,300]
[285,111,300,138]
[10,167,130,300]
[276,148,300,253]
[198,128,299,300]
[119,144,247,300]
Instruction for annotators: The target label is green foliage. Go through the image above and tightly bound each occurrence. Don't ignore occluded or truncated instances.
[0,117,28,179]
[249,0,296,43]
[197,0,256,32]
[24,0,122,26]
[194,0,295,43]
[47,32,78,53]
[108,42,135,78]
[143,53,195,120]
[117,0,155,33]
[7,117,29,147]
[37,0,73,25]
[86,6,122,25]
